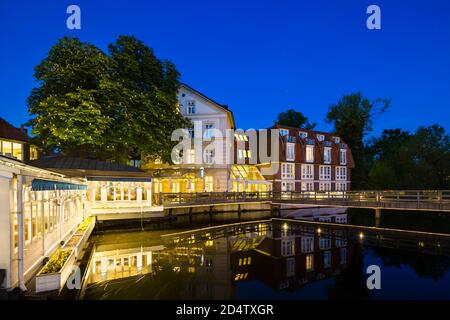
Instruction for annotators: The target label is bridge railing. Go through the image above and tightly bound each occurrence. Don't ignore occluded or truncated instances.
[156,190,450,210]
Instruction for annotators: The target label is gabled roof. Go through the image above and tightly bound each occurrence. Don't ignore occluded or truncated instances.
[0,117,28,142]
[179,83,236,129]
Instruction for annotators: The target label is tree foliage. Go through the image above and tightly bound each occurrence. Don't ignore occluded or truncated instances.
[325,92,391,188]
[368,125,450,189]
[27,36,190,163]
[275,109,316,129]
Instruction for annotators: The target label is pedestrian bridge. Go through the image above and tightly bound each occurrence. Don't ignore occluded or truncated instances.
[156,190,450,212]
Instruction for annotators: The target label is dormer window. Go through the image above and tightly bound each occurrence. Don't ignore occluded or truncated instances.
[187,100,196,114]
[316,134,325,142]
[280,129,289,136]
[298,131,308,139]
[332,136,340,144]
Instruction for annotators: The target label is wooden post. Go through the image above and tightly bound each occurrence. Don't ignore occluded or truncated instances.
[238,204,241,221]
[189,206,193,224]
[209,205,213,223]
[375,208,381,228]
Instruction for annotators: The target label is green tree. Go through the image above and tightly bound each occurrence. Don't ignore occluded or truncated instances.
[107,35,190,163]
[325,92,390,188]
[27,36,190,163]
[367,126,450,189]
[27,37,113,158]
[275,109,316,129]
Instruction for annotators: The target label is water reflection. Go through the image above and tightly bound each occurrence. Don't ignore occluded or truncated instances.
[83,220,450,300]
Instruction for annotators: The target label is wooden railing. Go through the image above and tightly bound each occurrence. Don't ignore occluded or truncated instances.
[157,190,450,211]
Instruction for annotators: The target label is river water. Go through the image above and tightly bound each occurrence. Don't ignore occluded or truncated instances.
[81,209,450,300]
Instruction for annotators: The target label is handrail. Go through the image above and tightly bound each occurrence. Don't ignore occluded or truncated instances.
[156,190,450,211]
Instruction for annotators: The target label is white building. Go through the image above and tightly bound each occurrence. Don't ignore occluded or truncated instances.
[147,84,237,193]
[0,156,87,290]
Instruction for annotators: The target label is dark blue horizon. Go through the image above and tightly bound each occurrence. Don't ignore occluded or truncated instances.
[1,0,449,138]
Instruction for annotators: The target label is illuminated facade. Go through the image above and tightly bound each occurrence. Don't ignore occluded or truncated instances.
[145,84,271,193]
[257,125,355,192]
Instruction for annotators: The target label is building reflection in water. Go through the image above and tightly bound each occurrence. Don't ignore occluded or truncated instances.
[84,220,356,299]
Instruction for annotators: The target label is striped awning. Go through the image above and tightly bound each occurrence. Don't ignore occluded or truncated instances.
[31,179,87,191]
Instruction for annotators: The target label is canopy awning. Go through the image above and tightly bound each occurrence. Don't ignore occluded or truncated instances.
[87,176,152,183]
[31,179,87,191]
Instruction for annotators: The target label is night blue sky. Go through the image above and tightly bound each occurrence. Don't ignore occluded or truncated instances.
[1,0,449,138]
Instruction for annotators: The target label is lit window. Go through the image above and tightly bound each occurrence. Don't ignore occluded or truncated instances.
[306,145,314,162]
[306,254,314,271]
[12,143,23,160]
[286,143,295,161]
[280,129,289,136]
[281,163,295,179]
[332,136,340,144]
[29,145,38,160]
[205,176,213,192]
[324,147,331,164]
[1,140,12,158]
[301,164,313,179]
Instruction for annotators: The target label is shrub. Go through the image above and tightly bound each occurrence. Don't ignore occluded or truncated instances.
[78,216,94,232]
[40,249,72,274]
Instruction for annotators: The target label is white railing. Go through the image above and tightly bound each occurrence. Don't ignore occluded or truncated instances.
[157,190,450,211]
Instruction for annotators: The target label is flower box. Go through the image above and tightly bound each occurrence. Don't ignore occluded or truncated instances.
[35,249,76,293]
[63,216,95,257]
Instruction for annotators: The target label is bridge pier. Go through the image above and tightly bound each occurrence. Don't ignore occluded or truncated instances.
[271,203,280,218]
[375,208,381,228]
[209,205,213,223]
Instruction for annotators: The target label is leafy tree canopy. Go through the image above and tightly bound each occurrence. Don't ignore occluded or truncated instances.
[275,109,316,129]
[27,36,190,164]
[325,92,390,188]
